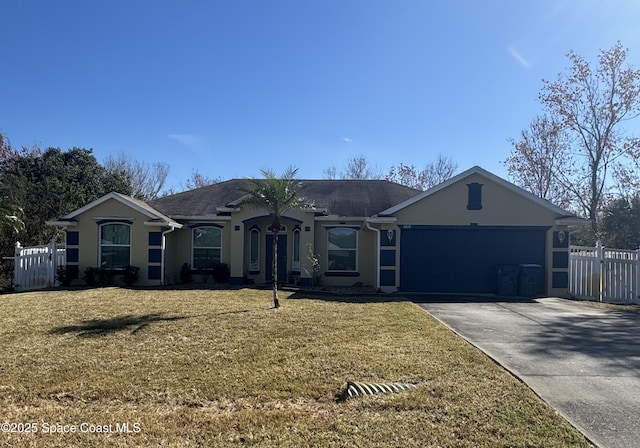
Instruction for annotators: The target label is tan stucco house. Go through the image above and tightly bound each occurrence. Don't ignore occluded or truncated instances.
[47,166,586,296]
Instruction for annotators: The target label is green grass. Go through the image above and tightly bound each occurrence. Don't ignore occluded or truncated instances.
[0,288,590,447]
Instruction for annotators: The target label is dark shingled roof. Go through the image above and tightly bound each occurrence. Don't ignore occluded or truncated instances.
[148,179,421,218]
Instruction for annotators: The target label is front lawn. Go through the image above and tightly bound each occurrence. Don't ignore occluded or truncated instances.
[0,288,590,447]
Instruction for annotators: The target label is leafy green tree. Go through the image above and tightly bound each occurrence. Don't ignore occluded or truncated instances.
[0,197,24,235]
[239,167,308,308]
[0,145,131,246]
[600,196,640,249]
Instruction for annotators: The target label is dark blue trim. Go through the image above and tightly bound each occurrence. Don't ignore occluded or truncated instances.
[230,276,244,285]
[188,223,224,229]
[400,225,551,231]
[96,219,133,225]
[553,231,569,248]
[553,251,569,269]
[148,249,162,263]
[66,231,79,245]
[324,271,360,277]
[148,266,162,280]
[66,264,79,280]
[380,250,396,266]
[324,226,360,230]
[380,269,395,286]
[552,271,569,289]
[467,182,483,210]
[242,215,303,225]
[66,248,79,263]
[299,277,313,287]
[380,229,396,246]
[148,231,162,246]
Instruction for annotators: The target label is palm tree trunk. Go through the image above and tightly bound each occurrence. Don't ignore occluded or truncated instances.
[272,231,280,308]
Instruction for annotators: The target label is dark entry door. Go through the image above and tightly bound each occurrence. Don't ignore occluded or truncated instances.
[265,234,287,284]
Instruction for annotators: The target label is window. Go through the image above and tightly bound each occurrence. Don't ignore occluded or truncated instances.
[292,228,301,272]
[193,226,222,269]
[327,227,357,271]
[100,223,131,268]
[249,228,260,272]
[467,182,483,210]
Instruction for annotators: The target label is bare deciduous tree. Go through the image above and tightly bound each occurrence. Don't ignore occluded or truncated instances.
[183,169,220,190]
[103,152,170,201]
[539,42,640,230]
[504,115,573,209]
[341,155,383,180]
[387,154,458,190]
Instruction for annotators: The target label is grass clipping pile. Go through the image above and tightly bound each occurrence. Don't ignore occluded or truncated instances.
[0,288,591,447]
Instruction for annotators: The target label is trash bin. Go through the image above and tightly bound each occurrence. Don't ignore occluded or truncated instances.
[497,264,520,296]
[518,264,541,297]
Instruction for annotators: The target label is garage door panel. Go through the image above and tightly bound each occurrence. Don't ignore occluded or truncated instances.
[400,226,546,294]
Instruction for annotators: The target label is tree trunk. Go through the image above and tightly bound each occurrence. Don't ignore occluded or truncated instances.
[272,230,279,308]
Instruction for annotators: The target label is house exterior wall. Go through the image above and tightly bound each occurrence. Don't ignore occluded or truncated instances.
[313,222,377,288]
[227,208,316,285]
[67,198,164,286]
[390,173,571,296]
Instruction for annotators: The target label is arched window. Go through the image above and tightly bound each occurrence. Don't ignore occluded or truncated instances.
[100,223,131,268]
[292,228,301,272]
[249,227,260,272]
[192,226,222,269]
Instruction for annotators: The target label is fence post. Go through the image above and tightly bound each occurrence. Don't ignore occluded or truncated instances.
[14,242,21,291]
[596,241,604,302]
[636,247,640,304]
[49,238,57,288]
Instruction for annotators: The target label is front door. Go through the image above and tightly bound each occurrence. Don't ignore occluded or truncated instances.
[265,234,287,284]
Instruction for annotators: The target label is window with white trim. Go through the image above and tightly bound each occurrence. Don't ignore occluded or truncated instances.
[292,228,301,272]
[249,228,260,272]
[100,223,131,268]
[192,226,222,269]
[327,227,357,271]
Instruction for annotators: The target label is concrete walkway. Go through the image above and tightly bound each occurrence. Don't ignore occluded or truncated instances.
[418,298,640,448]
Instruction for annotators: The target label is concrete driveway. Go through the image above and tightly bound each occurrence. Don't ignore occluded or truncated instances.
[417,297,640,448]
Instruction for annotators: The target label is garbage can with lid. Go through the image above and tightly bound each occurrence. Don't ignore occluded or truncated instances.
[497,264,520,296]
[518,264,541,297]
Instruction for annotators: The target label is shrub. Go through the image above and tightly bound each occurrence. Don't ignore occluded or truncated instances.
[56,265,73,287]
[212,263,230,283]
[83,267,96,286]
[180,263,192,284]
[122,265,140,286]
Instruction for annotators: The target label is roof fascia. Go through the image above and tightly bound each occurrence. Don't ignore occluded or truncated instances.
[172,215,232,222]
[45,220,77,227]
[314,216,367,222]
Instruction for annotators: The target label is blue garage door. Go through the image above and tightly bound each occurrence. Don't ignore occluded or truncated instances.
[400,226,547,294]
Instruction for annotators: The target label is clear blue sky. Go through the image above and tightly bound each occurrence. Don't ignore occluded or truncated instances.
[2,0,639,190]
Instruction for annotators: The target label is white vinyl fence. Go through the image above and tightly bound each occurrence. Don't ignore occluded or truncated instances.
[569,244,640,304]
[14,240,66,291]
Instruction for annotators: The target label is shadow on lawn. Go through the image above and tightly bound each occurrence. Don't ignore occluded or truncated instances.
[49,313,188,337]
[287,289,538,304]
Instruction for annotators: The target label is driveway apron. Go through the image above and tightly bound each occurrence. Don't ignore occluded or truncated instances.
[418,298,640,448]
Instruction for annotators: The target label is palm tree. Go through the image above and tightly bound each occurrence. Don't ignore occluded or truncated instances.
[239,167,308,308]
[0,198,24,235]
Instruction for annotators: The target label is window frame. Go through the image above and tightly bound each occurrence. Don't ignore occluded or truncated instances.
[99,222,132,269]
[249,227,260,273]
[191,225,223,270]
[326,226,358,272]
[292,228,301,272]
